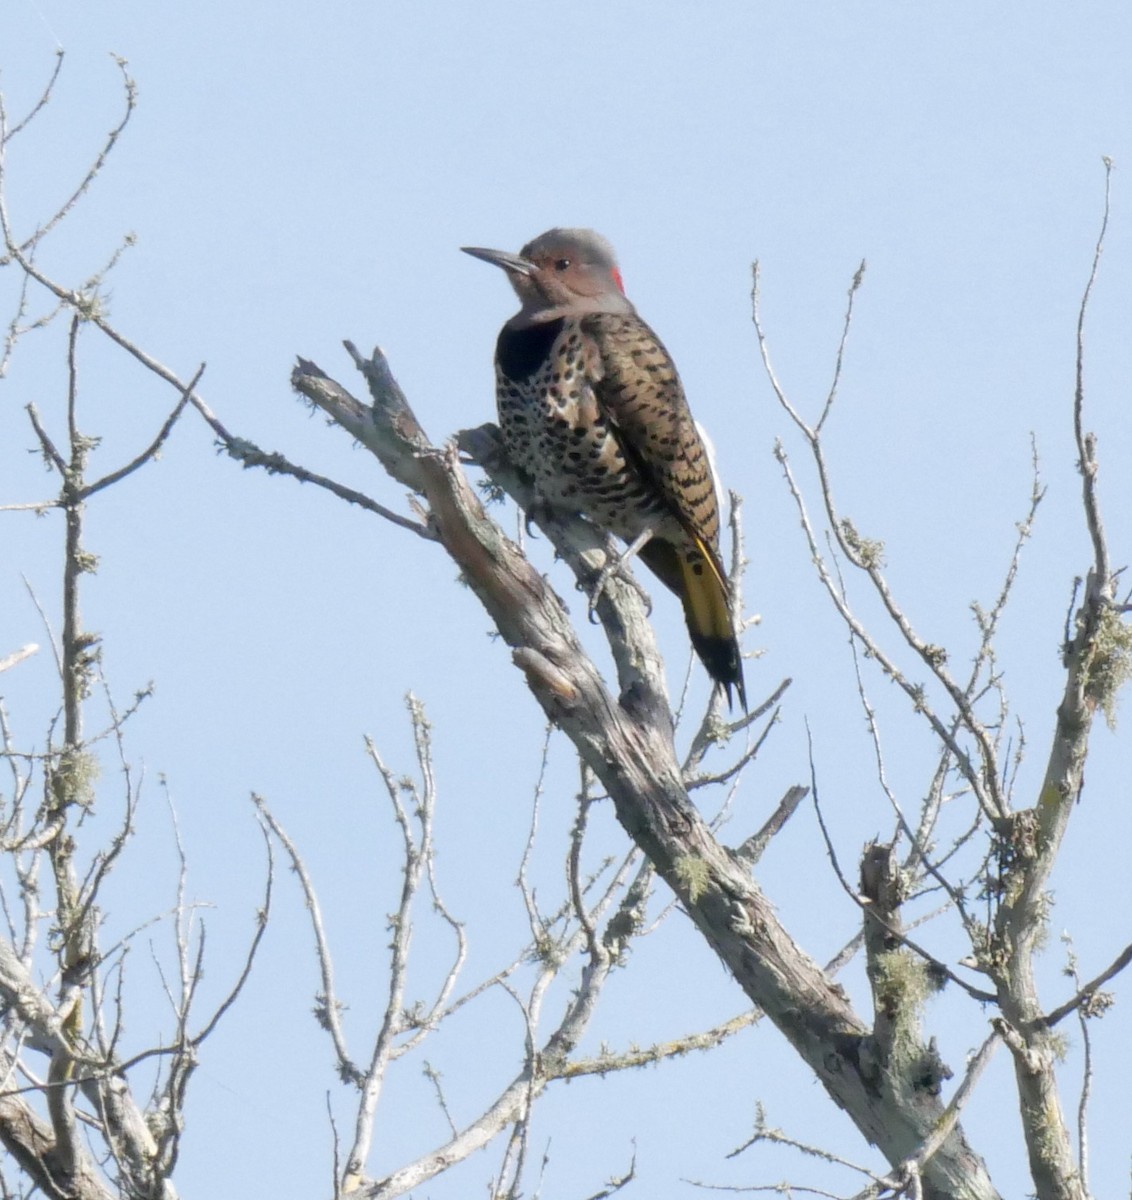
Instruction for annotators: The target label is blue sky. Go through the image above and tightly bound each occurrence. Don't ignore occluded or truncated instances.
[4,3,1132,1196]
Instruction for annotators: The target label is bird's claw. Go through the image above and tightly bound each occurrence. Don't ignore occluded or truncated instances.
[586,545,653,622]
[521,495,559,539]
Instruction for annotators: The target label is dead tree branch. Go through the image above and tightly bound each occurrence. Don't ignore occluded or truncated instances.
[290,348,998,1200]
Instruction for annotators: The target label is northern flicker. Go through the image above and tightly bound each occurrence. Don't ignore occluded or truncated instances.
[462,228,747,709]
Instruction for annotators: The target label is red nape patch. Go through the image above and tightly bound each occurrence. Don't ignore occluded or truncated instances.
[610,267,625,294]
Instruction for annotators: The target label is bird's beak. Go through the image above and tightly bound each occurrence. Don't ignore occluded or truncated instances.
[461,245,536,276]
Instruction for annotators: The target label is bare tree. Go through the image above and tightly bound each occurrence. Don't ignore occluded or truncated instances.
[1,59,268,1200]
[3,55,1129,1200]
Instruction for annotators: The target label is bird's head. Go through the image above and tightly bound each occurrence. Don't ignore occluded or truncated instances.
[462,228,633,317]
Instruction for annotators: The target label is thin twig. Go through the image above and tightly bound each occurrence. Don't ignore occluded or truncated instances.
[0,51,65,145]
[0,646,38,674]
[81,365,202,499]
[251,795,357,1082]
[1041,940,1132,1029]
[1073,158,1112,589]
[806,727,995,1005]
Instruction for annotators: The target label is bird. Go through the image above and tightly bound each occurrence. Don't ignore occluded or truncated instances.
[461,228,746,710]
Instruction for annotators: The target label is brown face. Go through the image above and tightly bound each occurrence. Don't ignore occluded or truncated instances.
[520,243,625,305]
[462,232,629,314]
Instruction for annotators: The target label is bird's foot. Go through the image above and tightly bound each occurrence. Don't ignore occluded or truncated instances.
[520,496,556,539]
[587,537,654,623]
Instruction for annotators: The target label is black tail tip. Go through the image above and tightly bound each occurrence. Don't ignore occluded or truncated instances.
[692,635,747,713]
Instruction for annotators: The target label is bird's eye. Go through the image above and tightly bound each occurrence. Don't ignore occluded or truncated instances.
[554,258,571,272]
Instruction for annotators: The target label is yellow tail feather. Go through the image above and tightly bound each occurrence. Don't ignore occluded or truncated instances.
[678,539,734,643]
[637,536,746,709]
